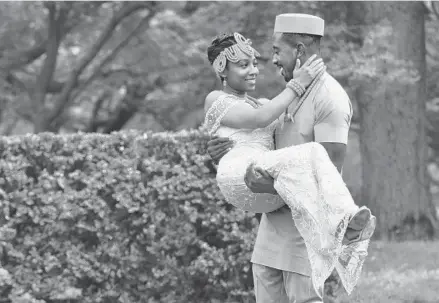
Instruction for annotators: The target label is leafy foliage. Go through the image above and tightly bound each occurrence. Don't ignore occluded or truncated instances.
[0,130,260,303]
[0,130,348,302]
[1,1,438,136]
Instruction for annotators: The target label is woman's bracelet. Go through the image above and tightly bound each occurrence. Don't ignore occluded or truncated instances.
[286,79,306,97]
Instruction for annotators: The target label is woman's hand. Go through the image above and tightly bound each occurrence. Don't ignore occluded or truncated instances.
[293,54,326,89]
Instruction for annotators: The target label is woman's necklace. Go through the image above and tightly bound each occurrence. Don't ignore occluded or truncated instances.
[223,85,247,99]
[284,70,325,123]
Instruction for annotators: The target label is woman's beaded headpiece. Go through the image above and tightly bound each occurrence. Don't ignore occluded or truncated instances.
[212,32,260,75]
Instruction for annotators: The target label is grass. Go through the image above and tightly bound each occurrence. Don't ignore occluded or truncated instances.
[332,241,439,303]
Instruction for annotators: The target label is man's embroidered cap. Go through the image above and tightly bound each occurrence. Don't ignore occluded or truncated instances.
[274,13,324,36]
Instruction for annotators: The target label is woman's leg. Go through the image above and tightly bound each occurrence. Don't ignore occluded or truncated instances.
[256,142,359,238]
[254,142,374,293]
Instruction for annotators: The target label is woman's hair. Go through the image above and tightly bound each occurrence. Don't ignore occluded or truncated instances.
[207,33,237,65]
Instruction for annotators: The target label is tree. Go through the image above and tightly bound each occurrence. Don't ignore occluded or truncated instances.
[0,2,158,133]
[354,2,438,240]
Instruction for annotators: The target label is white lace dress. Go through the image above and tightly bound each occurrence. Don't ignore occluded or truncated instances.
[203,93,371,295]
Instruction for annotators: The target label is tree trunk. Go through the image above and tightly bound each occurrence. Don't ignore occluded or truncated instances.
[32,3,67,133]
[29,3,158,133]
[344,1,368,46]
[358,2,437,241]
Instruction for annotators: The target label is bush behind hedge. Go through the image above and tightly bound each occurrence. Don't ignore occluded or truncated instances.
[0,130,259,303]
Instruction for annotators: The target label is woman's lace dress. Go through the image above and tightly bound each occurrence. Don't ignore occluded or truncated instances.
[203,93,371,295]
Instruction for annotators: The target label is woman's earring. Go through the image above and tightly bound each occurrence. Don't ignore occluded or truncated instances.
[223,78,227,87]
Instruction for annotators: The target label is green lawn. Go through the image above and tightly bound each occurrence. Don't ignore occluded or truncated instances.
[333,241,439,303]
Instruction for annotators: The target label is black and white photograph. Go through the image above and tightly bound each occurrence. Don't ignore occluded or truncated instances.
[0,1,438,303]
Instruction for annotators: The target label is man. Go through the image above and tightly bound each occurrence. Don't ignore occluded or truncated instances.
[207,14,353,302]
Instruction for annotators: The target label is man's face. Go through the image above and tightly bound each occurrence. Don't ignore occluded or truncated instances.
[272,32,298,82]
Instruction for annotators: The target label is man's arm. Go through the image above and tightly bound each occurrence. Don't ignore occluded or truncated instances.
[319,142,346,172]
[245,93,352,193]
[243,143,346,193]
[314,92,353,171]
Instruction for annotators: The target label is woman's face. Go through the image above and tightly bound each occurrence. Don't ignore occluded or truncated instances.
[222,52,259,93]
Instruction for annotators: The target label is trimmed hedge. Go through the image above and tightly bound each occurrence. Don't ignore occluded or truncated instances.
[0,130,258,303]
[0,129,342,303]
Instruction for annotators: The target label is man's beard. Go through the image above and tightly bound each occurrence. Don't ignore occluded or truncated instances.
[283,65,295,82]
[283,70,293,82]
[279,67,291,82]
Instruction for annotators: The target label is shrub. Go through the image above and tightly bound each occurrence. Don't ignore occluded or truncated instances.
[0,130,258,303]
[0,129,341,303]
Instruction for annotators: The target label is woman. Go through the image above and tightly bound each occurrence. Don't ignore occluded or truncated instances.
[202,32,375,294]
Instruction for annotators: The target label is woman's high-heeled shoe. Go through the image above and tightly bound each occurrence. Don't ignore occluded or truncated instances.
[343,206,376,245]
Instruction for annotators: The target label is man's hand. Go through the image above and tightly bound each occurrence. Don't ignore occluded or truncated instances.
[207,136,234,163]
[244,162,277,194]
